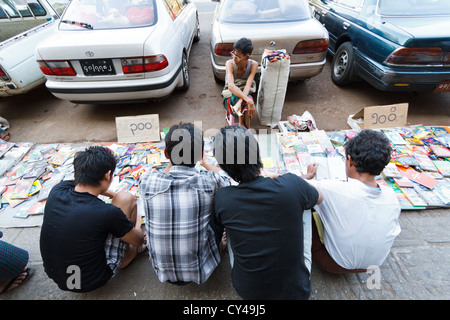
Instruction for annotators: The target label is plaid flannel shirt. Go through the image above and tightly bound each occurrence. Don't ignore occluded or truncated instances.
[139,165,231,284]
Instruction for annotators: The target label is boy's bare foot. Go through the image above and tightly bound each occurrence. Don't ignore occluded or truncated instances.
[120,243,147,269]
[0,267,34,294]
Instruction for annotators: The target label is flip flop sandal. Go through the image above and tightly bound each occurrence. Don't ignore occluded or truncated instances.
[1,266,34,294]
[0,132,9,141]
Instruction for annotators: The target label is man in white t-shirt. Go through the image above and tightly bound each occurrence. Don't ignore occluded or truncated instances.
[309,129,401,274]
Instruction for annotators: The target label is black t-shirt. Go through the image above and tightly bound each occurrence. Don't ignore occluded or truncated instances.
[214,173,319,300]
[40,180,134,293]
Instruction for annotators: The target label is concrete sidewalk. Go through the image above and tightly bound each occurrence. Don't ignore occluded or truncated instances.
[1,207,449,300]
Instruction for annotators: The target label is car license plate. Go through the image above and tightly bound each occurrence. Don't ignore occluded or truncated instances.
[80,59,115,76]
[434,80,450,93]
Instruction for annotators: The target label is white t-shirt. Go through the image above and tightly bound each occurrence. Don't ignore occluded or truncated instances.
[310,178,401,270]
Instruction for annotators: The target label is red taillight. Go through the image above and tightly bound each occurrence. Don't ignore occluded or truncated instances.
[215,43,234,56]
[293,39,328,54]
[121,57,145,74]
[385,47,448,66]
[144,55,169,72]
[37,61,54,75]
[121,55,168,74]
[37,60,76,76]
[0,65,8,80]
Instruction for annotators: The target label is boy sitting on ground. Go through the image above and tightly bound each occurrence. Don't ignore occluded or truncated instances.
[40,146,145,292]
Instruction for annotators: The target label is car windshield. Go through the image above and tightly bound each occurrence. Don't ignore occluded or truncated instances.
[378,0,450,16]
[59,0,156,30]
[218,0,311,23]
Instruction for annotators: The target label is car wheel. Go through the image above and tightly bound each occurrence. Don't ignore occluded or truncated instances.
[193,14,200,42]
[331,42,354,86]
[179,52,190,91]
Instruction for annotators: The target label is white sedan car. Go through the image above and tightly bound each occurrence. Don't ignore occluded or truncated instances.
[210,0,329,82]
[35,0,200,103]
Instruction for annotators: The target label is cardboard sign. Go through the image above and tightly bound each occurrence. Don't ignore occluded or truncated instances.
[348,103,408,130]
[115,114,160,143]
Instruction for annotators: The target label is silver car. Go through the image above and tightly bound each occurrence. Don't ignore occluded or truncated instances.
[210,0,329,82]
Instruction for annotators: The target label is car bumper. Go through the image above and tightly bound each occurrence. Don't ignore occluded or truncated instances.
[211,53,326,82]
[0,78,46,97]
[355,52,450,92]
[46,66,182,103]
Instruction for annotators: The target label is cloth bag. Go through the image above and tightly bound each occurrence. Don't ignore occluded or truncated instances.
[256,49,290,127]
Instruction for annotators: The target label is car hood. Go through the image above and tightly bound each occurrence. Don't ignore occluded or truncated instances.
[217,19,327,54]
[382,16,450,49]
[36,26,156,59]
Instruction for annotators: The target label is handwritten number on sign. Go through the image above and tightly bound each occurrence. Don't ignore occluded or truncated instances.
[130,122,153,136]
[371,106,397,125]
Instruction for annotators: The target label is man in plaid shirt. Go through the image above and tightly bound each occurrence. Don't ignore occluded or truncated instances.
[139,123,231,285]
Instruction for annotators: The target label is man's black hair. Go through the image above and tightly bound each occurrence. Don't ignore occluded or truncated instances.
[233,37,253,56]
[74,146,116,186]
[344,129,392,176]
[214,126,262,183]
[165,122,203,168]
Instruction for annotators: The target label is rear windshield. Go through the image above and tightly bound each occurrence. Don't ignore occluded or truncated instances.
[378,0,450,16]
[59,0,157,30]
[218,0,311,23]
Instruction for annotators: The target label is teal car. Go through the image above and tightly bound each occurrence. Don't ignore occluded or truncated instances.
[309,0,450,92]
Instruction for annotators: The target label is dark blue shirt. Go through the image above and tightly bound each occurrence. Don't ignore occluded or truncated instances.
[214,173,318,300]
[40,180,133,292]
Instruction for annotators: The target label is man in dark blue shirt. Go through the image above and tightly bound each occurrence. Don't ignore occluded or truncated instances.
[40,146,145,292]
[213,126,322,300]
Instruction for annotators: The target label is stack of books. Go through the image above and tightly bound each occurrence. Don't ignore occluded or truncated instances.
[1,124,449,219]
[270,125,450,210]
[0,140,170,219]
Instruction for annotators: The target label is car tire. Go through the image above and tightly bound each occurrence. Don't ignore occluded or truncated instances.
[213,73,223,84]
[331,42,354,86]
[179,52,190,91]
[193,14,200,42]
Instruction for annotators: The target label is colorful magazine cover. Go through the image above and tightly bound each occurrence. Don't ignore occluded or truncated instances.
[329,130,346,145]
[10,178,35,200]
[429,145,450,158]
[413,182,445,207]
[382,129,407,145]
[0,141,14,158]
[430,126,450,137]
[400,187,428,207]
[432,160,450,177]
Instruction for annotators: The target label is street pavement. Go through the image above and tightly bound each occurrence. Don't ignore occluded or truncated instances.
[1,206,449,301]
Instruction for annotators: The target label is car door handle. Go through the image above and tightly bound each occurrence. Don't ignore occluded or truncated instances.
[343,22,350,30]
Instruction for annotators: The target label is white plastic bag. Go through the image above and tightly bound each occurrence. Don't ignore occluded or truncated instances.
[287,111,317,131]
[0,116,10,131]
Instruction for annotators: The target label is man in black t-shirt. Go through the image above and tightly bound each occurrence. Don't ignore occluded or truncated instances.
[40,146,145,293]
[213,127,323,300]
